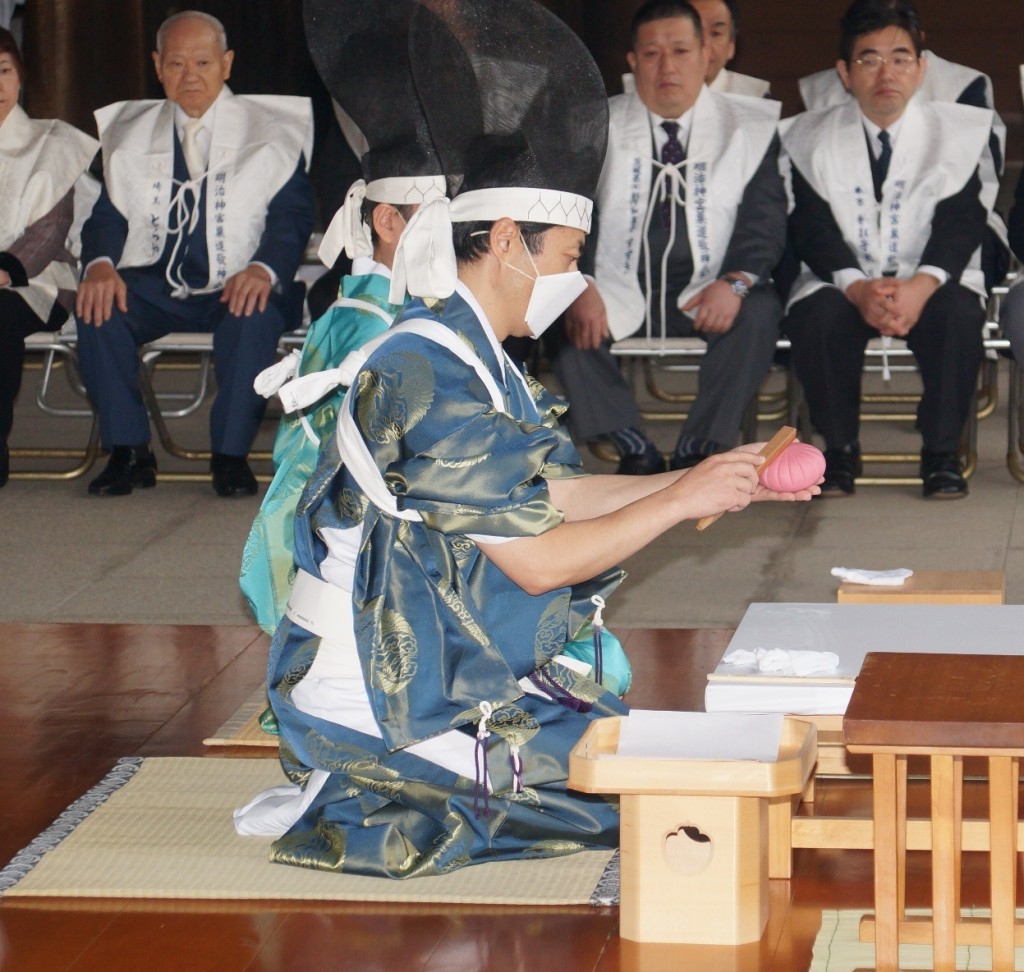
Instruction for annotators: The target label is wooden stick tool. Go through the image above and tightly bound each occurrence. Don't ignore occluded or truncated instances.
[695,426,797,532]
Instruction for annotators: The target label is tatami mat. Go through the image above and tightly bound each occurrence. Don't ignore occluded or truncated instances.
[810,908,1024,971]
[1,757,616,905]
[202,686,278,748]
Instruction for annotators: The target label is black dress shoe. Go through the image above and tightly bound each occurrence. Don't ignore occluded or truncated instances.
[616,448,666,476]
[211,453,258,497]
[920,449,967,499]
[819,443,861,497]
[88,446,157,496]
[0,445,8,489]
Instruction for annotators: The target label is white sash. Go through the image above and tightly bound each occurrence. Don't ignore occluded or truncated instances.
[95,92,313,291]
[0,106,98,318]
[334,318,531,521]
[783,98,993,305]
[594,86,780,341]
[709,69,770,99]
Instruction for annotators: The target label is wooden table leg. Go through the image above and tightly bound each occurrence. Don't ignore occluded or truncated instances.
[930,754,959,971]
[896,753,908,919]
[872,752,900,971]
[988,755,1019,970]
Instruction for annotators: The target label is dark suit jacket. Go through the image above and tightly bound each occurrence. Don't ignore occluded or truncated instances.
[81,127,314,289]
[788,158,987,286]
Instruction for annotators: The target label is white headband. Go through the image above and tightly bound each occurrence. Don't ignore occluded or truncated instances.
[388,186,593,304]
[318,175,448,268]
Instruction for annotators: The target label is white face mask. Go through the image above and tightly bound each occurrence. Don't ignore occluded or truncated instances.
[505,235,587,338]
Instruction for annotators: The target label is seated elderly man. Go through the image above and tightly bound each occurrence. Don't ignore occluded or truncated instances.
[782,0,998,499]
[546,0,786,474]
[76,10,315,497]
[691,0,771,97]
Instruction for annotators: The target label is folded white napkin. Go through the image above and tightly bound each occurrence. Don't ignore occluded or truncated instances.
[831,567,913,586]
[722,647,840,676]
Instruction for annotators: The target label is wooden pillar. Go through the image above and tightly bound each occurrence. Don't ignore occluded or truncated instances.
[22,0,147,132]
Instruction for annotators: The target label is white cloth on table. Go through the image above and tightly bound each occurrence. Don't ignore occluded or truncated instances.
[722,647,840,676]
[831,567,913,586]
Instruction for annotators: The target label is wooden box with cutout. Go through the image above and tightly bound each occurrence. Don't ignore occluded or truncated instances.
[568,716,816,944]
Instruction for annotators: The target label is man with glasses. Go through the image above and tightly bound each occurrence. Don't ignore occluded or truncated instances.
[781,0,996,499]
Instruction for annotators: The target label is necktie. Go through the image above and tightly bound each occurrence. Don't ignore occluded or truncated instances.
[874,129,892,202]
[181,118,205,181]
[660,120,685,227]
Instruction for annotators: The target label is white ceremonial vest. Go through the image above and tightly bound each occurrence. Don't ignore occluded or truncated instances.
[94,91,313,290]
[594,85,781,341]
[0,105,98,318]
[709,69,770,99]
[782,98,994,306]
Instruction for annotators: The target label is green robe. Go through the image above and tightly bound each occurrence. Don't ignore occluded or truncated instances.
[240,268,401,634]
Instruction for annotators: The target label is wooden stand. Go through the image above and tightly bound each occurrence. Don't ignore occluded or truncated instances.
[845,652,1024,972]
[837,569,1004,605]
[568,716,816,945]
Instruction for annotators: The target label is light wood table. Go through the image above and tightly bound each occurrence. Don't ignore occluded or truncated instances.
[844,651,1024,972]
[569,716,816,945]
[836,569,1004,605]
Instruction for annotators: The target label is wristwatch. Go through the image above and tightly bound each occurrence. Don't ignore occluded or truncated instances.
[720,274,750,299]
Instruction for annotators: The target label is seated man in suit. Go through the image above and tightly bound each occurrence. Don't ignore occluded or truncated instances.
[691,0,771,97]
[782,0,997,499]
[76,10,315,497]
[546,0,786,474]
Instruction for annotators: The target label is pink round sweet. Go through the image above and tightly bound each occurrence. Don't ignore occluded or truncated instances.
[759,442,826,492]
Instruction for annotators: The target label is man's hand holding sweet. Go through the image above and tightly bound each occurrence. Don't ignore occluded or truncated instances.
[221,263,272,317]
[76,261,128,327]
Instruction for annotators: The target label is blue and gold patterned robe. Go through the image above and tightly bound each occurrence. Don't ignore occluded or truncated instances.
[265,285,627,878]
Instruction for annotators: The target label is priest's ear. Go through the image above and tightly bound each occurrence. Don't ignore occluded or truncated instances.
[488,217,520,257]
[372,203,411,246]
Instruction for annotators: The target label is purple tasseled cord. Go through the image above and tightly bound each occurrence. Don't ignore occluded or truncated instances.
[591,595,606,687]
[473,701,493,819]
[529,668,592,712]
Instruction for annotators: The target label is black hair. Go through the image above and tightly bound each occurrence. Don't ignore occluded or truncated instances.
[0,27,25,84]
[722,0,741,37]
[452,220,550,266]
[839,0,923,63]
[630,0,703,48]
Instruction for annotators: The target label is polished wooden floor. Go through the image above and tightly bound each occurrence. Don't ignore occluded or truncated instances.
[0,623,1009,971]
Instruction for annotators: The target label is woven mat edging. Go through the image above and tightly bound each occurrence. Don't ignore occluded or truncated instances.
[0,756,144,895]
[589,848,619,906]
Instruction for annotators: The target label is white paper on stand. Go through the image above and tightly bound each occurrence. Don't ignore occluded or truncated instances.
[615,710,784,762]
[704,603,1024,716]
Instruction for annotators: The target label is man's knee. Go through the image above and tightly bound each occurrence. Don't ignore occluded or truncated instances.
[919,282,985,335]
[734,286,783,338]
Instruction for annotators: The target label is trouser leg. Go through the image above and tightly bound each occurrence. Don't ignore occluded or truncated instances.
[906,282,985,454]
[210,298,288,455]
[544,321,643,444]
[783,287,872,450]
[999,283,1024,363]
[0,292,50,447]
[682,286,781,446]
